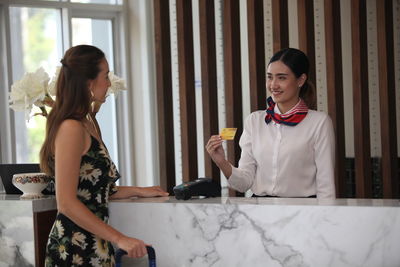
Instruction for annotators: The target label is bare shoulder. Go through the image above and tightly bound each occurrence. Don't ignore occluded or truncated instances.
[55,119,89,156]
[57,119,85,141]
[58,119,84,132]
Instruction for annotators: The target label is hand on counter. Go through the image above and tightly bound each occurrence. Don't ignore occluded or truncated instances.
[136,186,169,198]
[110,185,169,200]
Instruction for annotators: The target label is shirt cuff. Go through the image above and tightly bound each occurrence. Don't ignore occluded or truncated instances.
[227,165,248,193]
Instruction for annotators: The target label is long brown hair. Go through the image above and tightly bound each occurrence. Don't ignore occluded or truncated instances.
[268,48,316,110]
[40,45,105,175]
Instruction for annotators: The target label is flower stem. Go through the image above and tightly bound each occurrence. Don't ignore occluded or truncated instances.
[39,106,48,117]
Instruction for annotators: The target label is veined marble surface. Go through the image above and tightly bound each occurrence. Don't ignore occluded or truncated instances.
[0,194,56,267]
[109,197,400,267]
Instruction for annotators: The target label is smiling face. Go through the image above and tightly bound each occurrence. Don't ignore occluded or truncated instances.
[89,58,111,103]
[266,60,306,113]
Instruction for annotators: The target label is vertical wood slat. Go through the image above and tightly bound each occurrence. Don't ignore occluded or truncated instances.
[271,0,289,53]
[199,0,220,182]
[376,0,399,198]
[154,0,176,193]
[223,0,243,196]
[34,209,57,267]
[247,0,266,112]
[176,0,198,182]
[324,0,346,197]
[351,0,372,198]
[297,0,316,107]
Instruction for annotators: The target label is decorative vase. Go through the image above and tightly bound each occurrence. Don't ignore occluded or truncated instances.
[12,173,53,199]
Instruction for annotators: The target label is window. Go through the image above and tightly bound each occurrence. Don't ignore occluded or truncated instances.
[9,6,63,163]
[71,17,118,165]
[0,1,126,170]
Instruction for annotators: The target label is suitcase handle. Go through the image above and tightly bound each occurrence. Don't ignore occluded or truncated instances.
[115,246,156,267]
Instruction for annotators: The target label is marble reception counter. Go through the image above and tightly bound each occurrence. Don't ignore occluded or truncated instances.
[109,197,400,267]
[0,194,57,267]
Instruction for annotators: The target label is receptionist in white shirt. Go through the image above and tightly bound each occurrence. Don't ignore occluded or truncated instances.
[206,48,336,199]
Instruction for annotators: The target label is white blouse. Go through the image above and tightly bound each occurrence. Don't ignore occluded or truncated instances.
[228,106,336,199]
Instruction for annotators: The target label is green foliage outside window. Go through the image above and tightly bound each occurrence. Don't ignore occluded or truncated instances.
[27,114,47,163]
[24,9,55,162]
[24,10,55,72]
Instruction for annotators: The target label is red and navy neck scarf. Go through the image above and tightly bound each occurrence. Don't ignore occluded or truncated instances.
[265,96,308,126]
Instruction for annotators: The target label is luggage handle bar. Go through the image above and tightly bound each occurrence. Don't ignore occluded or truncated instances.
[115,246,156,267]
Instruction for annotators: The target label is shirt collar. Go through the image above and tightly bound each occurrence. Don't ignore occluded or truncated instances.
[274,98,302,115]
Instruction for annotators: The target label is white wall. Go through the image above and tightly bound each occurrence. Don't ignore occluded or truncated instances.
[126,0,159,186]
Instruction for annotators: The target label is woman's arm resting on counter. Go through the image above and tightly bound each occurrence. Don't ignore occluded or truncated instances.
[109,186,169,200]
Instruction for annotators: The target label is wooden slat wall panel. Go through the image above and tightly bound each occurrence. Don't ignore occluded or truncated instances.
[376,0,399,198]
[324,0,346,197]
[297,0,316,105]
[271,0,289,52]
[176,0,198,182]
[152,0,399,198]
[247,0,266,112]
[199,0,220,182]
[223,0,243,196]
[153,0,176,193]
[351,0,372,197]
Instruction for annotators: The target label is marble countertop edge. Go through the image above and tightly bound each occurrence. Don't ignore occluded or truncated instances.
[0,193,57,212]
[109,196,400,207]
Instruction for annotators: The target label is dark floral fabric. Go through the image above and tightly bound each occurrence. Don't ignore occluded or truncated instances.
[45,136,120,267]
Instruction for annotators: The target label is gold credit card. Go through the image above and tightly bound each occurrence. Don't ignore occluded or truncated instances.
[220,128,237,140]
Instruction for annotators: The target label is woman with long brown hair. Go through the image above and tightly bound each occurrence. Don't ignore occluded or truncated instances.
[206,48,335,199]
[41,45,168,266]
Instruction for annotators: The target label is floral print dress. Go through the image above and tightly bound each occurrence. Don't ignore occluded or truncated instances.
[45,135,120,267]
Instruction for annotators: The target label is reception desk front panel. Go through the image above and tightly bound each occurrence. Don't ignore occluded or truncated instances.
[0,194,56,267]
[109,197,400,267]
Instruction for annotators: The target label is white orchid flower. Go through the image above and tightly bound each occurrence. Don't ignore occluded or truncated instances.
[107,72,126,97]
[47,66,61,97]
[9,67,50,119]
